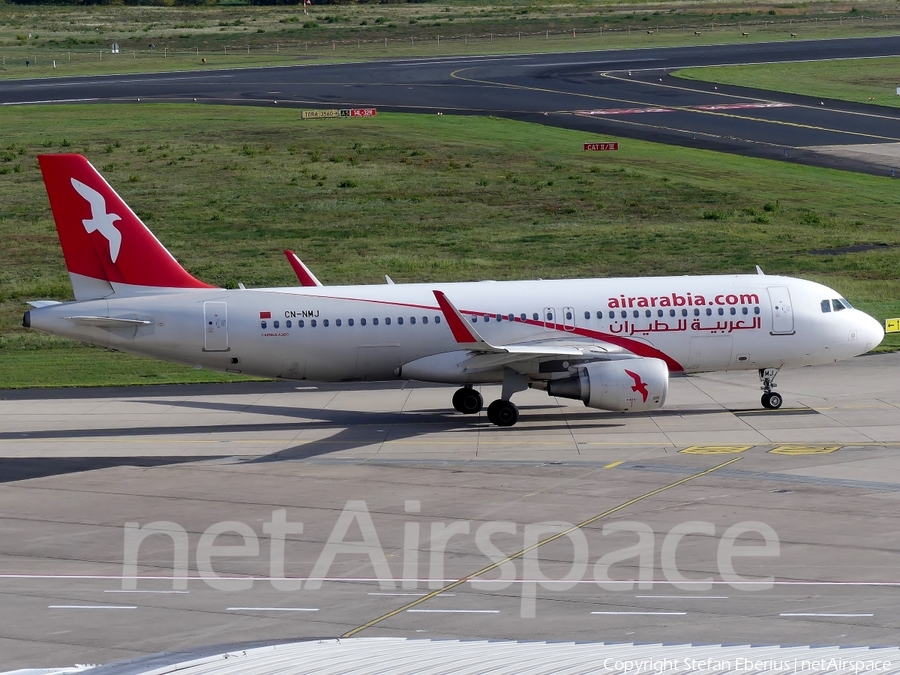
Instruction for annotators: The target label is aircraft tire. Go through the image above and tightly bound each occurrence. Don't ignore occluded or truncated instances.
[487,400,519,427]
[766,392,783,409]
[453,387,483,414]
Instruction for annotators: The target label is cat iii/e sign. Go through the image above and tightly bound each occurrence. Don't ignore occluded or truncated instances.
[584,142,619,151]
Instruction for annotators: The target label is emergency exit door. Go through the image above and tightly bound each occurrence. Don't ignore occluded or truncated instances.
[203,301,229,351]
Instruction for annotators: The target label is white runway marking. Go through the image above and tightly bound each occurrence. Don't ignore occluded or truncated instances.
[104,590,189,594]
[635,595,729,599]
[48,605,136,610]
[592,611,687,615]
[407,609,500,614]
[368,592,456,597]
[779,613,874,617]
[226,607,319,612]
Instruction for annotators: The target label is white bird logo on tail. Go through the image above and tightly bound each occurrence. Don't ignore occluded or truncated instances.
[71,178,122,263]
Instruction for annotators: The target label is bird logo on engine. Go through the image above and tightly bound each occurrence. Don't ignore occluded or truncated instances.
[624,369,649,403]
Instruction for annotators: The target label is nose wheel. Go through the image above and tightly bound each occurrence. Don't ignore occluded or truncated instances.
[452,386,483,415]
[759,367,783,409]
[761,392,783,409]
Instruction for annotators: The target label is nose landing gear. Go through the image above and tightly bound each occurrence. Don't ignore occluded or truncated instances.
[759,367,783,409]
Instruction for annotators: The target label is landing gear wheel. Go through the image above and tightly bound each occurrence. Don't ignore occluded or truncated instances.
[762,392,783,410]
[452,387,483,415]
[487,400,519,427]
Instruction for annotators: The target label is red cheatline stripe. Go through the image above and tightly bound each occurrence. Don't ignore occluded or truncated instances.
[267,292,683,371]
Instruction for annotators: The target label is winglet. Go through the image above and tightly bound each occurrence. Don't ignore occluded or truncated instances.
[432,290,502,352]
[284,250,323,287]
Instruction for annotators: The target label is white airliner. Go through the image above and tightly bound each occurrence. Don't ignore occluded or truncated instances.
[24,154,884,426]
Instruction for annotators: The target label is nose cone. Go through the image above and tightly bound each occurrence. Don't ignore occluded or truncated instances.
[863,312,885,352]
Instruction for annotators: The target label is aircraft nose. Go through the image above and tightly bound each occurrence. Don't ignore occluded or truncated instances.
[862,312,884,352]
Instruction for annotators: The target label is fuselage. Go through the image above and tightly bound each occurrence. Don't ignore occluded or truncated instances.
[26,274,884,384]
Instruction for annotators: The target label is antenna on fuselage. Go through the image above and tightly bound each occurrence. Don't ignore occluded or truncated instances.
[755,265,765,275]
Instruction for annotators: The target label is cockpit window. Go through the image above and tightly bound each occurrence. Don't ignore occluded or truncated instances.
[821,300,831,313]
[832,299,846,312]
[840,297,853,309]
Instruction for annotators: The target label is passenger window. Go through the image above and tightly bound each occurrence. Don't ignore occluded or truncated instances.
[361,318,366,326]
[532,313,539,321]
[521,313,528,321]
[323,319,329,327]
[754,307,760,315]
[299,320,304,328]
[718,308,724,316]
[385,317,392,325]
[608,311,614,319]
[669,310,676,317]
[658,310,663,317]
[398,317,404,325]
[373,318,379,326]
[311,320,317,327]
[261,321,267,329]
[471,316,477,323]
[566,311,573,321]
[410,317,416,325]
[435,316,441,324]
[546,312,553,321]
[336,319,342,327]
[285,320,292,328]
[274,320,280,328]
[742,307,748,315]
[508,314,514,322]
[584,311,591,320]
[621,311,627,319]
[730,308,736,315]
[694,309,700,317]
[633,310,639,318]
[682,309,688,317]
[349,318,354,326]
[832,299,846,312]
[706,308,712,316]
[422,316,428,324]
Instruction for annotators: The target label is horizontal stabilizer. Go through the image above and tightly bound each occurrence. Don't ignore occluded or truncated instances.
[27,300,62,308]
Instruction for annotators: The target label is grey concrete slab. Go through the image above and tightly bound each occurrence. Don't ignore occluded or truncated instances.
[2,354,900,668]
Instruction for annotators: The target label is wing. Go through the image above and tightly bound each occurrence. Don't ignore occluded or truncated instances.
[432,290,619,373]
[284,250,323,287]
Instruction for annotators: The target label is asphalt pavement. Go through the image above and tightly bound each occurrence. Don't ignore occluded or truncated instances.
[3,36,900,173]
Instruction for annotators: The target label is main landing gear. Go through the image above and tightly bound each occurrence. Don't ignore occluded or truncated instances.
[452,385,483,415]
[452,370,529,427]
[759,367,783,409]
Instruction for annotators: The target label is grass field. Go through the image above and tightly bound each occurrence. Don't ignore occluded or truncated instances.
[1,1,899,79]
[1,104,898,387]
[675,56,900,108]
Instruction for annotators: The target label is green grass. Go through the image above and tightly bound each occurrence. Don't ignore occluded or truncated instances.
[1,1,899,79]
[1,103,899,388]
[675,56,900,108]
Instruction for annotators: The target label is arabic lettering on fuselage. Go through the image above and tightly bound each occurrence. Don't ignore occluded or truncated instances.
[608,316,762,336]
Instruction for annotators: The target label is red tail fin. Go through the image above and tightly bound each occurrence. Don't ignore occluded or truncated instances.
[38,154,214,299]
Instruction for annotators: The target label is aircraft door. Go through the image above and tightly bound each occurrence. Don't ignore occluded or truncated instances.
[767,286,794,335]
[203,301,229,351]
[563,306,576,332]
[543,307,556,331]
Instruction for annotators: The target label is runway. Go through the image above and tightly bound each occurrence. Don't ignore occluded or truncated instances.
[3,36,900,173]
[2,353,900,668]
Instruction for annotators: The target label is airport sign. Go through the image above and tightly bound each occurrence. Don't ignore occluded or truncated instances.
[584,142,619,151]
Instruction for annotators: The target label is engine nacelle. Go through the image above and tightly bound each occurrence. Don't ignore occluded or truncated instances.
[547,358,668,412]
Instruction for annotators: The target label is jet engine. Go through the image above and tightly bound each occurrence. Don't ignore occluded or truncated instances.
[547,358,668,412]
